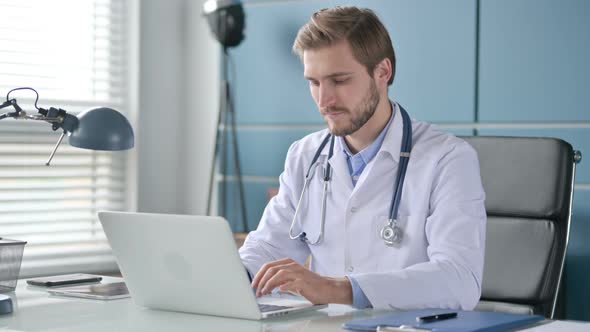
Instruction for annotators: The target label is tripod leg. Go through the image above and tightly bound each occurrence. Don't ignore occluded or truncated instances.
[209,48,248,232]
[206,79,227,216]
[227,86,248,232]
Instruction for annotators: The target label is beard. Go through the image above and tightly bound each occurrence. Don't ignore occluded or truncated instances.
[325,79,380,137]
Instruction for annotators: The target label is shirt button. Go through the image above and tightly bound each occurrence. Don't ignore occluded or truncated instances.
[350,206,358,213]
[348,266,354,272]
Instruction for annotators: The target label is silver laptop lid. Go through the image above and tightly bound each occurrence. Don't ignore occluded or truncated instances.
[98,211,262,320]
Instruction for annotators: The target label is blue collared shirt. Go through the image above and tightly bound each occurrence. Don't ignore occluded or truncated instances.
[340,107,395,308]
[340,110,395,187]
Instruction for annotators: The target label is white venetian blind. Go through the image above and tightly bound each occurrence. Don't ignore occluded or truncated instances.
[0,0,131,277]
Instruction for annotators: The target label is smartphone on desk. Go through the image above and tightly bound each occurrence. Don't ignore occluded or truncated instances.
[27,273,103,287]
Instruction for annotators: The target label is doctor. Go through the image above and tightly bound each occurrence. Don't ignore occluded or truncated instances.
[239,6,486,310]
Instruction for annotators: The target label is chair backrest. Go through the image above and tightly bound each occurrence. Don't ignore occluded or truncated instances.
[462,136,579,319]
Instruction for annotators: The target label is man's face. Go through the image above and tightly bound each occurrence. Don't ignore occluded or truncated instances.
[303,41,380,137]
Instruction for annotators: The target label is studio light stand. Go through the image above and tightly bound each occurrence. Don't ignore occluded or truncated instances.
[203,0,248,232]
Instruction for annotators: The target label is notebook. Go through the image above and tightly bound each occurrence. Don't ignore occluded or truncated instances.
[98,211,327,320]
[343,309,544,332]
[47,282,130,300]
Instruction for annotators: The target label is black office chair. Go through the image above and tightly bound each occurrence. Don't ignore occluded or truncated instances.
[463,136,582,319]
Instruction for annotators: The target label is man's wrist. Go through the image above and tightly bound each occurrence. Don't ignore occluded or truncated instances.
[328,277,353,305]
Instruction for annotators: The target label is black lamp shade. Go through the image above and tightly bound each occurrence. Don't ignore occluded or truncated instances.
[204,0,245,48]
[68,107,134,151]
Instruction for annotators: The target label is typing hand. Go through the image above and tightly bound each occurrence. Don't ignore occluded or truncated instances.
[251,258,352,305]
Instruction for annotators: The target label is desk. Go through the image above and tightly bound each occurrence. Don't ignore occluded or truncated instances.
[0,277,587,332]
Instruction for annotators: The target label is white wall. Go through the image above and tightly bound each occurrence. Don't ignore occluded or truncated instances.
[137,0,219,214]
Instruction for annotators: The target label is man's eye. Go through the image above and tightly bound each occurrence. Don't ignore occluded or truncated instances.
[309,80,319,87]
[333,78,350,85]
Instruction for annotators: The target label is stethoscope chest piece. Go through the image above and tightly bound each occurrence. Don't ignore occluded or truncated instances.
[381,219,403,246]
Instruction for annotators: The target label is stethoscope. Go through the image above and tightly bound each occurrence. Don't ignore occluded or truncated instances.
[289,104,412,247]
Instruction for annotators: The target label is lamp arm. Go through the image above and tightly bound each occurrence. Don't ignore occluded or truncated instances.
[0,99,24,120]
[0,99,75,130]
[0,98,76,166]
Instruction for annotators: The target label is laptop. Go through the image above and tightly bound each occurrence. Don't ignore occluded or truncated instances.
[98,211,327,320]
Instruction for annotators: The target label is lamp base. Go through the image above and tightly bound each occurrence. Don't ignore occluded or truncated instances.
[0,294,13,314]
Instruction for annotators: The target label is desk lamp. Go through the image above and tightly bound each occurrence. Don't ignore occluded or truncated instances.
[0,87,134,165]
[0,88,134,314]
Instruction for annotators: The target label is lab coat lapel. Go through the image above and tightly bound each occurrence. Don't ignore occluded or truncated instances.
[327,145,354,193]
[353,102,405,190]
[378,102,404,163]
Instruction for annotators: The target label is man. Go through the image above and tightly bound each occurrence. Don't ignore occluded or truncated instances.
[239,6,486,310]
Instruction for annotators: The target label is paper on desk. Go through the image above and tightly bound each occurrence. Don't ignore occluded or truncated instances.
[522,320,590,331]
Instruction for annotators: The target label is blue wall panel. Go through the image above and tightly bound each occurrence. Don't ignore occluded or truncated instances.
[376,0,476,123]
[231,0,476,124]
[477,128,590,184]
[230,2,320,125]
[441,127,476,137]
[220,180,279,232]
[566,189,590,320]
[478,0,590,122]
[219,128,317,177]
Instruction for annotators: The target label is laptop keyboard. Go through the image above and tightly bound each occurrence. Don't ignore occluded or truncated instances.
[258,304,292,312]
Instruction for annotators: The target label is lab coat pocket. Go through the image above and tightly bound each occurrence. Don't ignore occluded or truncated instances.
[371,214,412,246]
[382,213,428,246]
[372,213,429,270]
[372,215,392,244]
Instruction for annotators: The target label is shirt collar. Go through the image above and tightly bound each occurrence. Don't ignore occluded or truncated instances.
[340,105,395,164]
[337,100,403,163]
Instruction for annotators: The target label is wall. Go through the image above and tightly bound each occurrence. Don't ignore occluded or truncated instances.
[216,0,590,320]
[137,0,219,215]
[477,0,590,320]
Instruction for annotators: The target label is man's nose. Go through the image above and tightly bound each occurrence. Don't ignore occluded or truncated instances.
[318,84,336,109]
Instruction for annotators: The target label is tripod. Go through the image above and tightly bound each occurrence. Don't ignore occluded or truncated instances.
[206,47,248,232]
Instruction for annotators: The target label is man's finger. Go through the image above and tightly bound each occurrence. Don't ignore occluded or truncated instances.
[256,265,283,296]
[256,264,299,297]
[259,268,303,296]
[251,258,293,288]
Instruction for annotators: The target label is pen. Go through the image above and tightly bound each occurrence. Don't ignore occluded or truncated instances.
[416,312,458,323]
[377,326,429,332]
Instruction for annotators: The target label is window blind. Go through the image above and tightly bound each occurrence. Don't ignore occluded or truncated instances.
[0,0,132,277]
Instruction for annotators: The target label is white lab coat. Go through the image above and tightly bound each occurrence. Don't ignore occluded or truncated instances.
[239,103,487,310]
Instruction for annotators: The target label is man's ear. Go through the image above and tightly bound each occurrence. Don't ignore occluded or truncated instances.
[374,58,392,87]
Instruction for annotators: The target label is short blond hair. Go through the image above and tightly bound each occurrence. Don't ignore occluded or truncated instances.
[293,6,396,85]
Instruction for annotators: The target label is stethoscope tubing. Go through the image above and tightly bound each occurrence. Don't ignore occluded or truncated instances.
[388,106,412,223]
[289,133,334,245]
[289,133,334,243]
